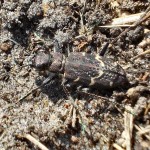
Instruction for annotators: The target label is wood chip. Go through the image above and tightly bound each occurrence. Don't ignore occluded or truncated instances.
[23,134,49,150]
[124,106,134,150]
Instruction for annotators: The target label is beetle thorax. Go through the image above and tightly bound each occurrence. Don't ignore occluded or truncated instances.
[49,52,66,73]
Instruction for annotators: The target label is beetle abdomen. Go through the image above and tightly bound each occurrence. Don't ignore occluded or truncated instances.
[64,52,128,89]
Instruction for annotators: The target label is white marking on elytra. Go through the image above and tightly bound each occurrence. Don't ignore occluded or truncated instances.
[89,70,104,86]
[74,77,80,82]
[95,54,105,67]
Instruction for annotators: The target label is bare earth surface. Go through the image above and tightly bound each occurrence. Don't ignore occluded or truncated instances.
[0,0,150,150]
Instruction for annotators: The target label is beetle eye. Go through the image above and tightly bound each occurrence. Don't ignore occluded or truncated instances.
[34,52,52,70]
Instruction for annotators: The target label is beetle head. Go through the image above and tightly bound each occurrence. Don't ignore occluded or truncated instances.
[34,51,52,71]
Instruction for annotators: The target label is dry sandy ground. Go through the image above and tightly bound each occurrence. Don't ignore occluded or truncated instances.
[0,0,150,149]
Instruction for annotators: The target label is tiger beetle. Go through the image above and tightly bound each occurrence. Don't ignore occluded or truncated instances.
[34,45,129,92]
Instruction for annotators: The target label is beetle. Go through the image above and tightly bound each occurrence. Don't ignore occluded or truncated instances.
[34,51,129,90]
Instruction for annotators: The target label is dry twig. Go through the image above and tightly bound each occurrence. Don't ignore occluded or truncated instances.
[134,125,150,141]
[72,100,77,128]
[101,134,125,150]
[132,49,150,60]
[138,127,150,136]
[113,143,125,150]
[124,106,134,150]
[111,13,144,25]
[111,6,150,44]
[23,134,49,150]
[100,12,144,28]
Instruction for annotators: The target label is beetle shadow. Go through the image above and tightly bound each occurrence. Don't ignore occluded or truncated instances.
[35,76,67,103]
[35,76,129,103]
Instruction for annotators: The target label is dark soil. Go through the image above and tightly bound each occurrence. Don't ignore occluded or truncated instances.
[0,1,150,150]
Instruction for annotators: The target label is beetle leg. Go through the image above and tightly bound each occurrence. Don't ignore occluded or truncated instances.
[99,42,109,56]
[61,77,67,86]
[62,76,77,91]
[62,78,71,87]
[76,85,82,91]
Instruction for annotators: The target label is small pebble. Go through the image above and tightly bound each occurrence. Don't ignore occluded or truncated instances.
[0,41,13,52]
[71,135,79,143]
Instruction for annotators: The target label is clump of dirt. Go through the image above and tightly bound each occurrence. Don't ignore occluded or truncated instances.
[0,0,150,149]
